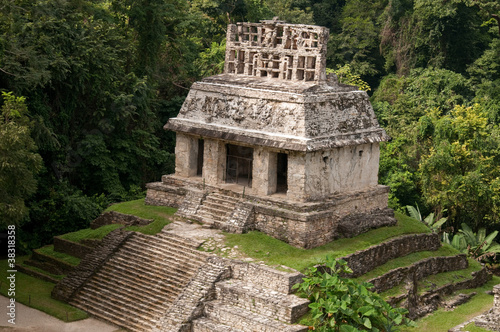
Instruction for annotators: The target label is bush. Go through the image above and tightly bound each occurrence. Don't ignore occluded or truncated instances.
[294,256,414,332]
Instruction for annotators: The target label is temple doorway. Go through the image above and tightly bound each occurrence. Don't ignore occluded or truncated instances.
[276,153,288,193]
[226,144,253,187]
[197,139,204,176]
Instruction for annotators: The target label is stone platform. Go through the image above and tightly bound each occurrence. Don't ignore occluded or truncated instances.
[146,174,396,249]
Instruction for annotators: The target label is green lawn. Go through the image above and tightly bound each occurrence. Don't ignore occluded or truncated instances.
[107,198,177,235]
[224,211,431,271]
[60,199,178,243]
[0,258,87,322]
[36,245,81,266]
[59,224,123,243]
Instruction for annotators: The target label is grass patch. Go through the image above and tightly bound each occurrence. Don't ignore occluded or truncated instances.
[401,276,500,332]
[106,198,176,223]
[462,323,493,332]
[59,224,123,243]
[36,245,81,266]
[107,198,177,235]
[0,258,87,321]
[418,258,482,293]
[225,211,430,272]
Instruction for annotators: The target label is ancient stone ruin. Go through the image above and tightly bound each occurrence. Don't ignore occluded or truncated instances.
[146,18,396,248]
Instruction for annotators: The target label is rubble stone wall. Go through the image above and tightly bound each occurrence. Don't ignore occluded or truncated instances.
[341,233,441,277]
[90,211,152,229]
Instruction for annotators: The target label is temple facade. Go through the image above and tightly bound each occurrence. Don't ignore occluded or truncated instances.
[145,19,396,248]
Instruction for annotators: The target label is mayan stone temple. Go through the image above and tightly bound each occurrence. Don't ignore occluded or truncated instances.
[146,18,396,248]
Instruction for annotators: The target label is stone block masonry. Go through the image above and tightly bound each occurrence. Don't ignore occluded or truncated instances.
[51,229,133,302]
[341,233,441,277]
[148,18,393,249]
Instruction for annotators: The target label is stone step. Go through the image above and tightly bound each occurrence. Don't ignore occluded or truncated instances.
[78,284,165,318]
[71,294,155,332]
[210,193,241,204]
[197,207,227,222]
[230,261,305,294]
[91,273,178,304]
[86,274,178,304]
[155,231,201,249]
[215,280,310,323]
[125,236,210,261]
[128,233,203,254]
[199,204,232,218]
[112,245,204,273]
[119,239,208,262]
[204,301,308,332]
[201,201,234,213]
[192,317,243,332]
[103,258,194,290]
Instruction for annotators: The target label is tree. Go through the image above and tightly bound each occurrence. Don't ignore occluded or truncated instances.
[0,92,42,226]
[419,104,500,230]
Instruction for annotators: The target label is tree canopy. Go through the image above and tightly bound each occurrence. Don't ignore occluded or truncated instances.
[1,0,499,249]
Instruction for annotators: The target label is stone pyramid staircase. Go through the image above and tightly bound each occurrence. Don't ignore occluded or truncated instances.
[192,261,310,332]
[196,192,241,226]
[68,231,210,331]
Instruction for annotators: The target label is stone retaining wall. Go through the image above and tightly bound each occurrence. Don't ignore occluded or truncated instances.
[341,233,441,277]
[90,211,152,229]
[28,250,76,275]
[145,182,187,207]
[51,229,133,302]
[368,254,468,293]
[229,260,304,294]
[53,237,95,259]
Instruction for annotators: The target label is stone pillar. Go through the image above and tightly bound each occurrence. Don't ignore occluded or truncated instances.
[252,147,277,195]
[175,133,198,178]
[203,139,226,186]
[287,151,306,201]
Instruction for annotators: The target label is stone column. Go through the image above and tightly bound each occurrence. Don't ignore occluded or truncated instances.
[203,139,226,186]
[287,151,306,201]
[252,147,277,195]
[174,133,198,178]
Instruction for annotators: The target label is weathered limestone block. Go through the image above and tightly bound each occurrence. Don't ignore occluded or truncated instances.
[176,190,206,219]
[287,151,306,201]
[252,147,277,195]
[175,133,199,177]
[145,181,187,207]
[203,138,226,186]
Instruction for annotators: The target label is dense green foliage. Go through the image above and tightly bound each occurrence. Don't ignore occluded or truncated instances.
[0,0,499,252]
[294,257,414,331]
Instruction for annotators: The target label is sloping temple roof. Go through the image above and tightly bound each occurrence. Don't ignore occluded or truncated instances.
[165,19,389,152]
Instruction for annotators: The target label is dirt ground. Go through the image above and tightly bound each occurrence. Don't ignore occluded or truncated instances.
[0,295,123,332]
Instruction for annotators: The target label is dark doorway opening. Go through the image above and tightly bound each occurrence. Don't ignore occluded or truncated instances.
[197,139,204,176]
[226,144,253,187]
[277,153,288,193]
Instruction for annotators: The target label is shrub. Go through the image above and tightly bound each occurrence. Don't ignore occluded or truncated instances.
[293,256,414,332]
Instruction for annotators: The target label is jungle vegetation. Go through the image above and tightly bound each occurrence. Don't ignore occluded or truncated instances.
[1,0,500,254]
